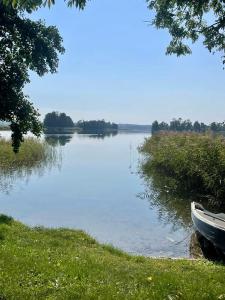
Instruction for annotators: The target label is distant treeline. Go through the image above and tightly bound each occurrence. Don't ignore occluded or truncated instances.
[76,120,118,133]
[118,124,151,132]
[44,112,74,128]
[152,118,225,134]
[43,112,118,132]
[43,112,118,134]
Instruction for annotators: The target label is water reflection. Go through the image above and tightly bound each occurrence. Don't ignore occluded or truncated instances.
[45,134,74,146]
[138,152,225,229]
[190,232,225,262]
[0,141,61,194]
[0,132,196,257]
[44,127,77,134]
[78,132,118,139]
[139,158,225,260]
[138,168,192,229]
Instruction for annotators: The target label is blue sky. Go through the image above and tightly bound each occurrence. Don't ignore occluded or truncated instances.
[25,0,225,124]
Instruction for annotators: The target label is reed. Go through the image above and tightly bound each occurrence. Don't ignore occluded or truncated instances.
[0,137,55,169]
[0,137,59,193]
[140,132,225,201]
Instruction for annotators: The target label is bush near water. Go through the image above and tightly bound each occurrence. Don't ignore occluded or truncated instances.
[140,132,225,201]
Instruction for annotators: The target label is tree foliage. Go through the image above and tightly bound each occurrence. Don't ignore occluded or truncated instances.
[0,1,65,151]
[76,120,118,133]
[148,0,225,64]
[152,118,225,134]
[2,0,88,11]
[43,112,74,128]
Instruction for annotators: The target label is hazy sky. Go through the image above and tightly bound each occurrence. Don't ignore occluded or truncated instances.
[25,0,225,124]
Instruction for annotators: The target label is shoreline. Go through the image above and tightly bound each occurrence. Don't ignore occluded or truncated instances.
[0,215,224,299]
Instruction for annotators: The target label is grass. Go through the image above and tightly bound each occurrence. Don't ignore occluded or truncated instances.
[0,217,225,299]
[0,137,56,169]
[0,137,59,193]
[140,132,225,203]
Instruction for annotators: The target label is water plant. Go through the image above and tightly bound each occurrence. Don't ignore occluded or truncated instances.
[0,137,60,193]
[140,132,225,204]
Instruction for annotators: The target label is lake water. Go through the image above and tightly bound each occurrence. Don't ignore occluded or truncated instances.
[0,131,193,257]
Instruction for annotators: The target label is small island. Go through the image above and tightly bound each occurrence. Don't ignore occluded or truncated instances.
[43,111,118,135]
[76,120,118,134]
[43,112,76,134]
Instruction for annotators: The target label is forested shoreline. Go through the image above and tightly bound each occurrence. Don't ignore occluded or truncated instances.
[152,118,225,134]
[42,112,118,134]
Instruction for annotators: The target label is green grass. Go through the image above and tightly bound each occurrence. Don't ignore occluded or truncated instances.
[0,217,225,299]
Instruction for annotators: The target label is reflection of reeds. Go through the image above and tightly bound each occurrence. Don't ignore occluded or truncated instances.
[0,138,61,193]
[137,167,193,229]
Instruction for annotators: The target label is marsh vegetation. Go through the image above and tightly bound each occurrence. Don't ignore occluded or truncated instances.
[0,137,60,193]
[140,132,225,207]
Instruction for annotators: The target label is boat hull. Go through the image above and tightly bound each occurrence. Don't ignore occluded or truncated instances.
[192,210,225,253]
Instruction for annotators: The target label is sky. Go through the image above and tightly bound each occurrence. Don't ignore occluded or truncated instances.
[25,0,225,124]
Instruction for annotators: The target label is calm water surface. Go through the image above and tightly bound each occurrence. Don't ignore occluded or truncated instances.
[0,131,192,257]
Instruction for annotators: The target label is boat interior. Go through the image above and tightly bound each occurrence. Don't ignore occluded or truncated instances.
[193,202,225,227]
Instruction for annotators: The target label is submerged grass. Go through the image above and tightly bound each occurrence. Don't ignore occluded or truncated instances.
[0,217,225,299]
[140,132,225,203]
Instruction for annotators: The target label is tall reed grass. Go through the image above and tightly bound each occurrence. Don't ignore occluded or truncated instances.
[0,137,57,168]
[140,132,225,202]
[0,137,59,193]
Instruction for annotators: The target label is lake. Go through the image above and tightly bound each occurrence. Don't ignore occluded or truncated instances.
[0,131,193,257]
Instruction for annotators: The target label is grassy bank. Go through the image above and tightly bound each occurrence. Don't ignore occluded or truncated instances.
[140,132,225,202]
[0,217,225,299]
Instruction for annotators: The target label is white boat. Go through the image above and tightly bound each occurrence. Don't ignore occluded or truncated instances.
[191,202,225,253]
